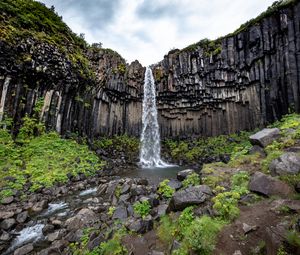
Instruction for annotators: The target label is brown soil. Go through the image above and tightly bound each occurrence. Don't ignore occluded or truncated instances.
[214,199,296,255]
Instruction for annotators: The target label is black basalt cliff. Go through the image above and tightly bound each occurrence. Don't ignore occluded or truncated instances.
[0,0,300,139]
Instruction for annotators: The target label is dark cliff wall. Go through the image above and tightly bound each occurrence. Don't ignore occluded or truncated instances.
[153,0,300,137]
[0,38,144,138]
[0,0,300,139]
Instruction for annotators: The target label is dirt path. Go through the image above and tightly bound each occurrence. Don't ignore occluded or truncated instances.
[214,199,293,255]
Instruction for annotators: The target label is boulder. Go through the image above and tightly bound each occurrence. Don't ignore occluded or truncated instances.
[168,185,212,211]
[0,218,16,230]
[270,152,300,176]
[16,211,28,223]
[249,172,293,197]
[1,196,14,205]
[126,216,153,234]
[65,208,98,231]
[168,179,182,190]
[177,169,195,181]
[249,128,280,148]
[31,200,48,213]
[14,243,34,255]
[0,211,14,220]
[112,206,128,220]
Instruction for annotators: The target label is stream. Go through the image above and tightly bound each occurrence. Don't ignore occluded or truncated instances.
[3,165,185,254]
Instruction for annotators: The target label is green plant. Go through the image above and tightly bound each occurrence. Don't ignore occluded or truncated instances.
[182,173,200,188]
[175,216,224,255]
[277,245,288,255]
[133,200,151,219]
[157,179,175,198]
[157,215,177,246]
[212,191,241,221]
[177,207,195,238]
[108,206,116,217]
[286,230,300,247]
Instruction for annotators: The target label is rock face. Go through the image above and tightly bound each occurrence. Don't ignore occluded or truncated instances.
[270,152,300,176]
[1,2,300,138]
[249,172,293,197]
[168,185,212,211]
[249,128,280,148]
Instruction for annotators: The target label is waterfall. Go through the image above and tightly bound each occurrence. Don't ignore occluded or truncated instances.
[0,77,11,122]
[140,67,167,168]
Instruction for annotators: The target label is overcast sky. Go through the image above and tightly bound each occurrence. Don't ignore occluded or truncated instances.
[39,0,275,65]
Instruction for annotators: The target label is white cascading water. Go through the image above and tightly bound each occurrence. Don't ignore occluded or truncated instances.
[140,67,167,168]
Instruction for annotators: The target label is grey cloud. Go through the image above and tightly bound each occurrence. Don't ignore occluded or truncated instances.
[39,0,120,29]
[136,0,183,19]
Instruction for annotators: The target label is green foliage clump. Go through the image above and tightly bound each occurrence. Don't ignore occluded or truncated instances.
[0,112,104,199]
[286,230,300,248]
[212,171,249,221]
[180,38,222,57]
[108,206,116,217]
[133,200,151,219]
[212,191,241,221]
[70,227,127,255]
[157,179,175,199]
[157,208,225,255]
[164,131,251,164]
[175,216,224,255]
[182,173,200,188]
[94,135,139,161]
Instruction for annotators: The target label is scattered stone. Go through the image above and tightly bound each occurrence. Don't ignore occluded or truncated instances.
[242,223,257,234]
[16,211,28,223]
[1,196,14,205]
[168,185,212,211]
[150,251,165,255]
[112,206,128,220]
[168,179,182,190]
[177,169,195,181]
[126,216,153,234]
[52,219,63,227]
[47,229,66,242]
[65,208,98,230]
[270,152,300,176]
[42,224,55,235]
[31,200,48,213]
[0,231,10,241]
[14,243,34,255]
[156,204,168,217]
[249,172,293,197]
[265,222,289,254]
[249,145,266,157]
[121,183,131,194]
[65,229,83,242]
[47,239,68,253]
[87,234,105,250]
[0,211,14,220]
[0,218,16,230]
[249,128,280,148]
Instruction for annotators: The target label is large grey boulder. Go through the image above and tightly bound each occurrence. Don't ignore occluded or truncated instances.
[14,244,34,255]
[249,128,280,148]
[168,185,212,211]
[249,172,293,197]
[270,152,300,176]
[65,208,98,231]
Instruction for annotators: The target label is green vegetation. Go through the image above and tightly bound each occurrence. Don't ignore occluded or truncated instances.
[164,131,252,163]
[93,135,139,162]
[286,230,300,248]
[157,179,175,199]
[0,102,104,200]
[157,208,225,255]
[70,227,128,255]
[180,38,222,57]
[108,206,116,217]
[133,200,151,219]
[212,171,249,221]
[0,0,96,79]
[182,173,200,188]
